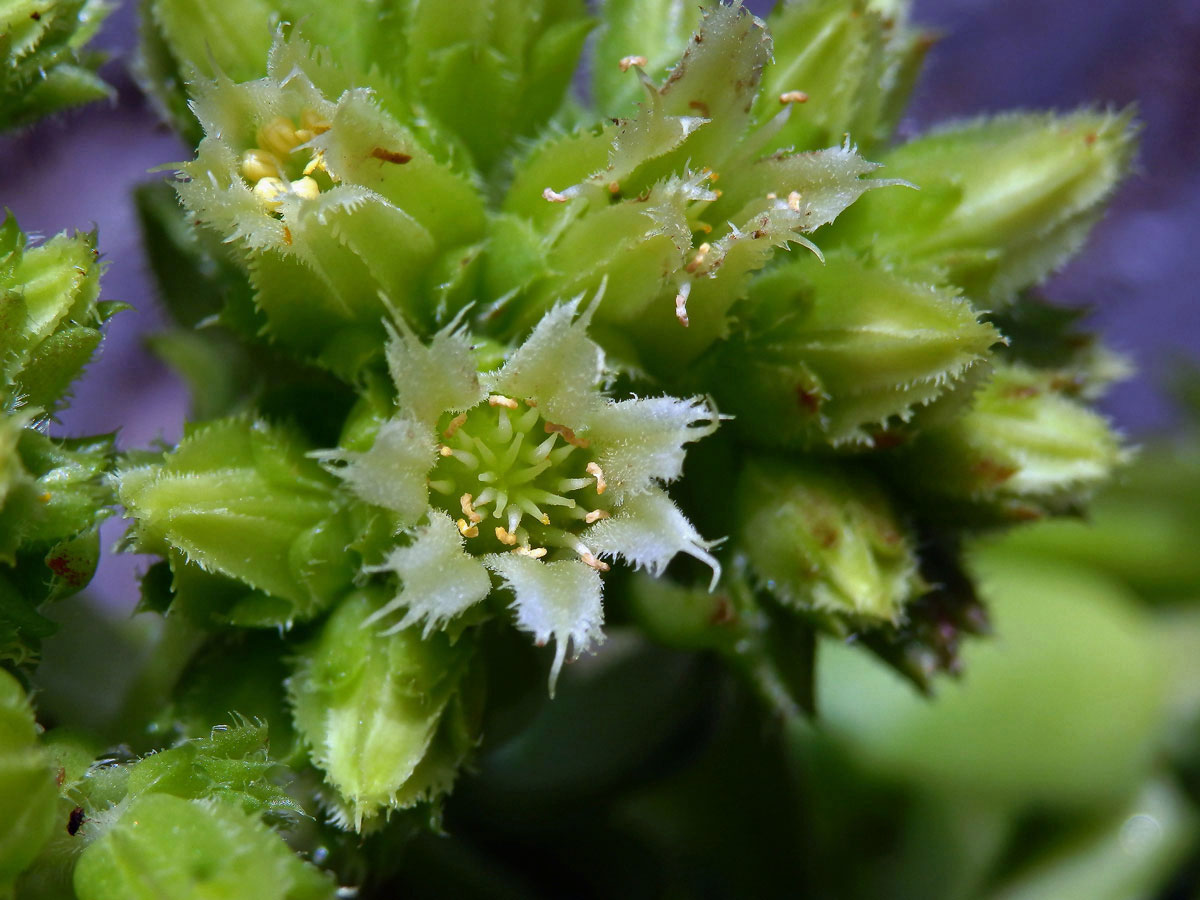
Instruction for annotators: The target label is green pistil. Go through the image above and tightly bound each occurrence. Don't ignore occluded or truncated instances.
[429,397,612,560]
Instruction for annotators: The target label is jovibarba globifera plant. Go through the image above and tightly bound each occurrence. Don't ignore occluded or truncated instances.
[0,0,1145,896]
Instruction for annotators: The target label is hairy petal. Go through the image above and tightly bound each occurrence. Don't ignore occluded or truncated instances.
[482,554,603,695]
[585,487,721,588]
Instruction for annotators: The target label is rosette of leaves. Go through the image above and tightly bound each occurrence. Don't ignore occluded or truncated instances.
[0,0,111,131]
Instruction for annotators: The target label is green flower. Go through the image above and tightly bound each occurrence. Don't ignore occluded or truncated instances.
[322,298,720,689]
[175,33,485,373]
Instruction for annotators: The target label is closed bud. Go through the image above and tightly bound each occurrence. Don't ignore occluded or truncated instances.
[0,0,112,130]
[734,458,923,624]
[833,109,1137,302]
[711,251,1000,446]
[0,216,112,416]
[287,590,481,831]
[890,363,1128,523]
[118,417,354,625]
[754,0,933,154]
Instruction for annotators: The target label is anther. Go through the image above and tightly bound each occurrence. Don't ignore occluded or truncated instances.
[460,493,483,524]
[684,243,711,274]
[580,551,611,572]
[241,149,281,182]
[457,518,479,539]
[584,509,610,524]
[488,394,519,409]
[438,445,454,457]
[543,187,570,203]
[291,176,320,201]
[544,421,589,448]
[779,90,809,104]
[495,526,518,546]
[513,546,548,559]
[443,412,468,438]
[787,190,802,212]
[257,116,302,158]
[586,462,607,494]
[619,55,648,72]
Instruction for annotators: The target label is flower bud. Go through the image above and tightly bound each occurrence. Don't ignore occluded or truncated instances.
[118,417,354,625]
[889,362,1128,523]
[73,794,335,900]
[0,216,113,416]
[287,590,481,830]
[710,250,1000,447]
[832,108,1137,302]
[755,0,933,154]
[735,458,923,623]
[0,0,112,130]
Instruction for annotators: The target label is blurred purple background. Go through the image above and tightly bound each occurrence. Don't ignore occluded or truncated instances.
[0,1,1196,605]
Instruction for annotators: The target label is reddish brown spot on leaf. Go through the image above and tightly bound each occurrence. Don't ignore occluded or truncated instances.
[370,147,413,165]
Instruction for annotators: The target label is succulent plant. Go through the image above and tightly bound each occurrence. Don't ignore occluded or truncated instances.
[0,0,1158,895]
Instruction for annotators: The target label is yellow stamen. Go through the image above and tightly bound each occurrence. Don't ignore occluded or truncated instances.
[685,242,711,273]
[787,190,803,212]
[302,149,328,177]
[257,116,302,158]
[443,412,468,438]
[583,509,610,524]
[253,177,287,211]
[544,421,589,448]
[438,444,454,457]
[460,493,483,524]
[495,526,518,546]
[619,55,648,72]
[457,518,479,539]
[488,394,519,410]
[241,149,281,182]
[585,462,607,495]
[580,551,610,572]
[674,282,691,328]
[291,176,320,201]
[779,90,809,104]
[513,546,548,559]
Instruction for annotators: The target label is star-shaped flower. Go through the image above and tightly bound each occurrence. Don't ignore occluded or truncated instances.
[322,298,720,690]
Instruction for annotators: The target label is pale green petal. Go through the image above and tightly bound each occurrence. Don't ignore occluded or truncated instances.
[318,416,433,526]
[585,487,721,588]
[482,553,603,694]
[384,318,486,427]
[487,299,604,428]
[364,511,492,636]
[588,394,718,499]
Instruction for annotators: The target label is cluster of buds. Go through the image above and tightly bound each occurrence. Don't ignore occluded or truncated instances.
[109,0,1137,841]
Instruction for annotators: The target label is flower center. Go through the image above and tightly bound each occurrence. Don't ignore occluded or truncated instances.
[240,110,337,213]
[429,395,612,568]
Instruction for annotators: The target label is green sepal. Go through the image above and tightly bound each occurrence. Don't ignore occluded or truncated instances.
[734,457,924,624]
[831,108,1138,302]
[708,251,1000,447]
[0,669,57,894]
[73,794,336,900]
[288,589,482,831]
[889,362,1128,525]
[118,417,354,624]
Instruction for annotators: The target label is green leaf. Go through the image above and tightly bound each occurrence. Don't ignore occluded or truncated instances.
[0,669,57,893]
[74,794,336,900]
